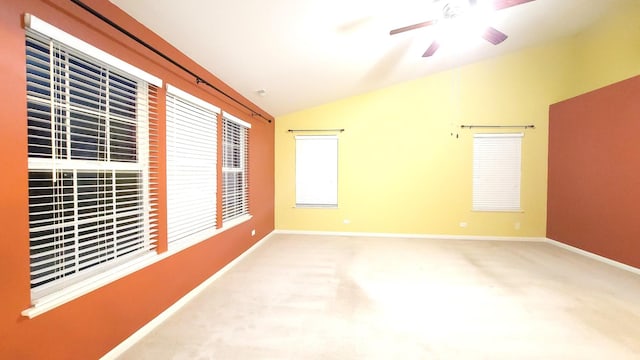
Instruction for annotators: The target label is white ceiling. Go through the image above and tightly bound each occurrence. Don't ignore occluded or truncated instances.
[110,0,625,117]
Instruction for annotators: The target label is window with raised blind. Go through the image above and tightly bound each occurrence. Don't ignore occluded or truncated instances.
[472,133,523,212]
[166,85,218,243]
[222,113,251,223]
[295,135,338,207]
[25,23,159,300]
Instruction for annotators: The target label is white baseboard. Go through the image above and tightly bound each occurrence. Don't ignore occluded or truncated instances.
[276,230,640,275]
[544,237,640,276]
[100,230,276,360]
[274,229,546,242]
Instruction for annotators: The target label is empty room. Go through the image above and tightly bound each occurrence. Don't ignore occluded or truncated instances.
[2,0,640,358]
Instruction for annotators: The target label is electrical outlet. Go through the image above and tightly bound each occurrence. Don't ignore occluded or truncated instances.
[459,222,468,228]
[251,229,256,236]
[343,219,351,224]
[514,222,521,230]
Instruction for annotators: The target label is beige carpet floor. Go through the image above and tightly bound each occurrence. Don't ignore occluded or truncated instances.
[117,234,640,359]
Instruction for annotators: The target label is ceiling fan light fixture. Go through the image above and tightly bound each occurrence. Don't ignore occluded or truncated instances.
[390,0,534,58]
[435,6,492,51]
[440,0,493,19]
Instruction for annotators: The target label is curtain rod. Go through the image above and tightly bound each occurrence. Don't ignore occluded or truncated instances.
[461,125,535,129]
[287,129,345,133]
[69,0,272,123]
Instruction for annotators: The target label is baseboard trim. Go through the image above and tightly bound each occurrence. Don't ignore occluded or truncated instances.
[100,230,277,360]
[544,237,640,276]
[276,230,640,275]
[274,229,546,242]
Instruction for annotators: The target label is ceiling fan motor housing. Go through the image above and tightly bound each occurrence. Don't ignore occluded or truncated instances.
[441,0,477,19]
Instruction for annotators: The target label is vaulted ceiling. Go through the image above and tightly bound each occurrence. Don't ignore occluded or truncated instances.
[110,0,628,116]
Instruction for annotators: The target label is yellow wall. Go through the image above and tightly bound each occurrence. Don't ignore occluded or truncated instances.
[569,0,640,96]
[274,1,640,237]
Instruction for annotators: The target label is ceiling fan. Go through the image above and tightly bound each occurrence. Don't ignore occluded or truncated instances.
[389,0,536,57]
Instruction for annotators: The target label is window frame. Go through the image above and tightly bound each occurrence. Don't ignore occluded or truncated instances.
[24,15,161,305]
[221,112,251,223]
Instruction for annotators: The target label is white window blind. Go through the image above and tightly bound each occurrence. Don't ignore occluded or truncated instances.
[295,135,338,207]
[25,25,158,300]
[222,113,250,222]
[166,85,219,243]
[472,133,523,212]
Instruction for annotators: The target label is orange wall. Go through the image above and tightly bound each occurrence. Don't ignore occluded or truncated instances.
[0,0,274,358]
[547,75,640,269]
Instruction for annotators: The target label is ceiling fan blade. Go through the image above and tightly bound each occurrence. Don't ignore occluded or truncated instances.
[482,27,508,45]
[492,0,536,11]
[422,41,440,57]
[390,20,436,35]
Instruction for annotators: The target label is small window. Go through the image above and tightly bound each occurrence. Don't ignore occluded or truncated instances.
[295,135,338,207]
[166,85,219,244]
[472,133,523,212]
[222,113,250,223]
[25,19,160,300]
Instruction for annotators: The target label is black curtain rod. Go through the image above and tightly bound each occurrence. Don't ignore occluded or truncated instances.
[287,129,345,133]
[460,125,535,129]
[69,0,272,123]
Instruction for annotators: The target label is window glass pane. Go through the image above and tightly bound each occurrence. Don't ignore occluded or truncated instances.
[68,55,107,111]
[110,118,137,162]
[26,38,51,100]
[115,171,142,212]
[70,111,106,160]
[28,171,74,228]
[223,171,243,213]
[77,171,114,220]
[109,73,137,118]
[27,102,52,158]
[28,170,75,289]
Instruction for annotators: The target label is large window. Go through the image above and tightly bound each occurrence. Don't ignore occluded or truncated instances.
[222,113,250,223]
[166,85,219,244]
[25,16,160,300]
[295,135,338,207]
[472,133,523,212]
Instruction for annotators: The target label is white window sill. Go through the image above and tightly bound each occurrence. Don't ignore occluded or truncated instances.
[169,214,253,253]
[22,214,253,319]
[472,208,524,213]
[294,205,338,209]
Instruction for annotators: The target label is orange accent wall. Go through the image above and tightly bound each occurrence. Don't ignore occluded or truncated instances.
[547,75,640,269]
[0,0,274,358]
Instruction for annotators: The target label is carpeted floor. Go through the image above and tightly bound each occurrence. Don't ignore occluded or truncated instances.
[116,234,640,359]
